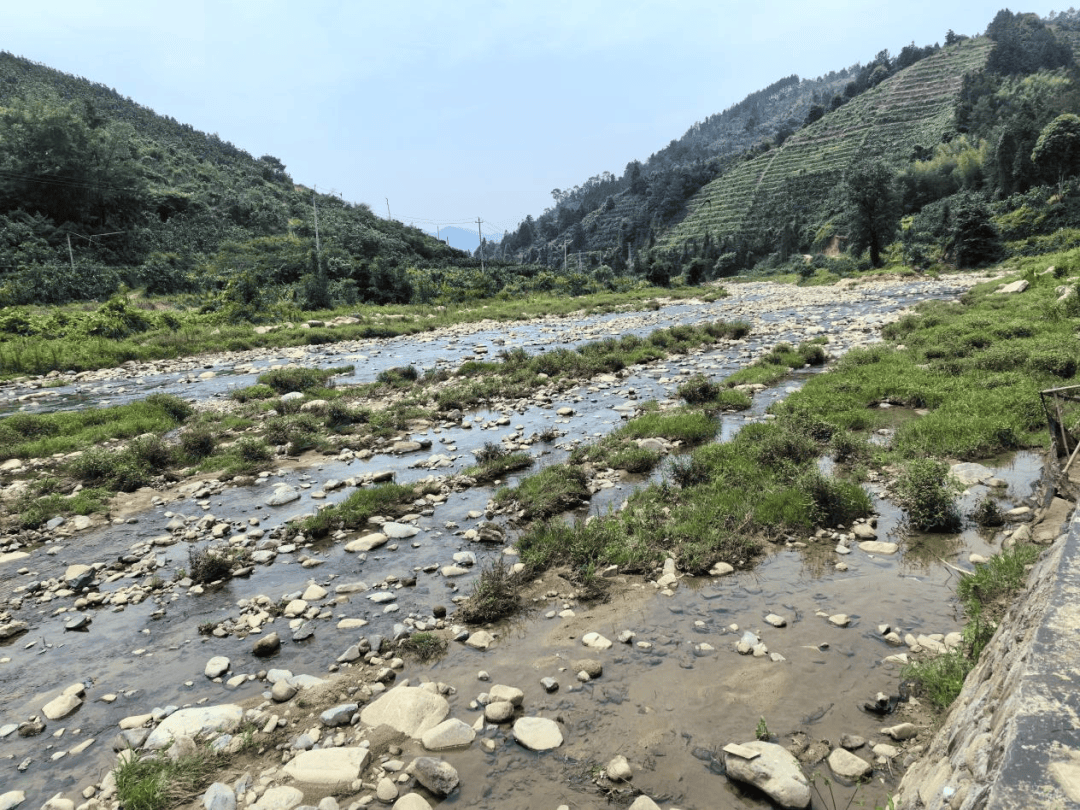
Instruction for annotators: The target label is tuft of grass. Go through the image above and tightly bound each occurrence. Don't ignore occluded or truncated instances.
[465,449,534,483]
[903,544,1040,709]
[257,365,352,394]
[893,458,962,532]
[114,747,221,810]
[188,546,237,584]
[494,464,589,522]
[970,496,1005,527]
[297,482,416,538]
[398,631,447,661]
[458,558,520,624]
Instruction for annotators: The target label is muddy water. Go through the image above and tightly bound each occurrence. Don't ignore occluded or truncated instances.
[0,275,1037,809]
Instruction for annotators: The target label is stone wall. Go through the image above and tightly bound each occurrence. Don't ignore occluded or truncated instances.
[894,506,1080,809]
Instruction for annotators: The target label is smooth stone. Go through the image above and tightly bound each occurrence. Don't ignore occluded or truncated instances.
[252,786,304,810]
[627,798,661,810]
[0,792,25,810]
[346,533,387,552]
[382,522,420,539]
[391,796,432,810]
[146,705,243,750]
[723,740,810,809]
[421,718,476,750]
[581,632,612,650]
[359,687,450,738]
[828,614,851,627]
[376,777,399,803]
[484,701,515,723]
[858,541,899,555]
[464,630,495,650]
[252,632,281,657]
[607,754,633,781]
[320,703,358,727]
[265,487,300,506]
[852,523,877,539]
[710,562,735,576]
[205,656,231,679]
[282,747,369,789]
[301,584,327,601]
[828,747,872,780]
[41,693,82,720]
[765,614,787,628]
[203,783,237,810]
[949,462,995,486]
[488,684,524,706]
[512,716,563,751]
[882,723,919,741]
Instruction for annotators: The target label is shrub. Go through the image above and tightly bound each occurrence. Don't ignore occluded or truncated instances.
[144,393,194,423]
[678,374,722,404]
[398,631,447,662]
[231,384,276,402]
[179,425,216,460]
[893,458,962,532]
[188,546,234,584]
[970,496,1005,527]
[235,437,272,462]
[376,365,419,386]
[797,469,872,527]
[129,434,172,470]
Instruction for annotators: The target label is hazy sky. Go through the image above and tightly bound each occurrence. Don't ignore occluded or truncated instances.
[5,1,1058,238]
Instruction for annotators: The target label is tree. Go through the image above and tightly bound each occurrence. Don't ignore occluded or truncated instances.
[947,193,1002,268]
[844,161,896,268]
[805,105,825,126]
[1031,113,1080,189]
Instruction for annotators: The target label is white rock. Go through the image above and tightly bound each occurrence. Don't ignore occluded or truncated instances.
[382,522,420,539]
[723,740,810,809]
[512,717,563,751]
[204,656,230,679]
[581,632,612,650]
[390,796,432,810]
[41,693,82,720]
[146,704,243,750]
[828,747,872,780]
[421,718,476,750]
[359,687,450,738]
[282,747,369,789]
[252,786,304,810]
[0,792,25,810]
[858,541,898,555]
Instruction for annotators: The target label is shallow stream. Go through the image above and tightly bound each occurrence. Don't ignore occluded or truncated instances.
[0,275,1039,809]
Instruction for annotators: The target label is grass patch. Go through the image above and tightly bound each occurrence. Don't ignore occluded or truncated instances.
[398,631,447,661]
[257,365,352,394]
[903,544,1040,710]
[114,747,221,810]
[892,458,963,532]
[296,482,417,538]
[0,393,192,460]
[457,558,520,624]
[495,464,589,522]
[464,444,534,483]
[724,340,829,389]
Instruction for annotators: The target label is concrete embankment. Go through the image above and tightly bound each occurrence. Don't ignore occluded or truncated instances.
[895,491,1080,808]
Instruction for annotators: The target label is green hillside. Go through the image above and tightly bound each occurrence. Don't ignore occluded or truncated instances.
[664,38,993,250]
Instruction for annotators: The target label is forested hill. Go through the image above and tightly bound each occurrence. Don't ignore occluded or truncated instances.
[496,9,1080,279]
[0,51,462,309]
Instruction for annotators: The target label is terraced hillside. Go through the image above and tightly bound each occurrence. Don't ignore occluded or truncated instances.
[663,37,994,250]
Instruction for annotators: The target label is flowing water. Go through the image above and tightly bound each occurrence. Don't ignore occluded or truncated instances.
[0,275,1041,809]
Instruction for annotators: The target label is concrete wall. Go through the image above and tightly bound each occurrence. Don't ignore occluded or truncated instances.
[894,506,1080,809]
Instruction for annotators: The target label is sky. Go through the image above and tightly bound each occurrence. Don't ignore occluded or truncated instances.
[4,1,1062,240]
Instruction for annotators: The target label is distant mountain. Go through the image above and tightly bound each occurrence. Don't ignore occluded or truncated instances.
[496,10,1080,274]
[421,226,483,253]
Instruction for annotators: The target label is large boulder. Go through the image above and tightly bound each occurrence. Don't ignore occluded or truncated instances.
[723,741,810,809]
[360,687,449,738]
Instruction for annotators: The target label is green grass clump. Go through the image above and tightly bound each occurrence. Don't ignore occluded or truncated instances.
[904,544,1040,709]
[15,481,110,529]
[398,631,447,661]
[114,747,221,810]
[495,464,589,522]
[0,393,192,460]
[376,365,419,386]
[464,448,534,483]
[457,558,521,624]
[230,383,276,402]
[257,365,352,393]
[297,482,416,538]
[724,339,829,389]
[893,458,962,532]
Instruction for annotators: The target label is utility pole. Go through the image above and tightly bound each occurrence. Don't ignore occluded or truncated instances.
[312,187,321,257]
[563,241,567,272]
[66,234,75,275]
[386,198,391,220]
[476,218,485,273]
